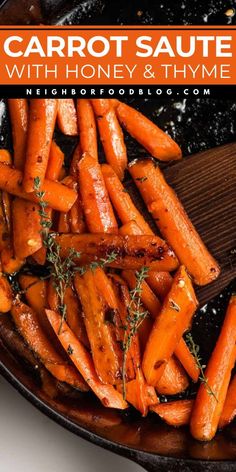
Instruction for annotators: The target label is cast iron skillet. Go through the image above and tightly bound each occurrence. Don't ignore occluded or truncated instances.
[0,1,236,471]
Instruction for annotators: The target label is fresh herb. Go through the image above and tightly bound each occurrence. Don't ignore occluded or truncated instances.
[135,176,147,183]
[169,300,180,312]
[122,266,149,399]
[77,251,118,276]
[186,332,218,401]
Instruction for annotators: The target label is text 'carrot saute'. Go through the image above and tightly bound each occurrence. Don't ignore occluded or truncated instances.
[1,97,235,442]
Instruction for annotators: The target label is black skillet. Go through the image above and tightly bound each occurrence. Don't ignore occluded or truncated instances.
[0,1,236,471]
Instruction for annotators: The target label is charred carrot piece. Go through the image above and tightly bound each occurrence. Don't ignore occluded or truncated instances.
[12,198,42,260]
[74,270,122,385]
[112,99,182,161]
[46,140,64,181]
[11,298,88,391]
[69,196,86,234]
[0,189,11,252]
[190,295,236,441]
[8,99,28,170]
[219,375,236,429]
[0,247,25,274]
[0,261,12,312]
[151,400,193,427]
[91,99,127,180]
[129,158,220,286]
[142,266,198,386]
[70,143,81,178]
[78,153,118,234]
[77,99,98,159]
[175,338,200,383]
[46,309,128,409]
[57,99,78,136]
[0,163,77,212]
[23,99,58,192]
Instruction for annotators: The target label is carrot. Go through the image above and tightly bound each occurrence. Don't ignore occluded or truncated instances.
[23,99,58,192]
[190,295,236,441]
[146,271,173,301]
[91,99,127,180]
[0,149,12,165]
[156,357,189,395]
[151,400,193,427]
[129,158,220,286]
[69,196,86,233]
[142,266,198,386]
[46,309,128,409]
[45,140,64,181]
[0,262,12,312]
[122,269,161,317]
[57,99,78,136]
[8,99,28,170]
[74,270,122,385]
[58,212,70,233]
[175,338,200,383]
[78,153,118,234]
[19,275,46,317]
[70,143,81,178]
[11,298,88,391]
[219,375,236,429]
[102,163,153,235]
[55,233,179,272]
[12,198,42,259]
[0,247,25,274]
[0,189,11,251]
[117,368,158,416]
[0,163,77,212]
[77,99,98,159]
[112,99,182,161]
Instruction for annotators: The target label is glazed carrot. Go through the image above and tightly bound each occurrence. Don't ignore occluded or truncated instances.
[78,153,118,234]
[74,270,121,385]
[142,266,198,386]
[0,247,25,274]
[0,189,11,251]
[122,269,161,317]
[175,338,200,383]
[12,198,42,259]
[57,99,78,136]
[19,275,46,317]
[151,400,193,427]
[8,99,28,170]
[102,163,153,234]
[146,271,173,301]
[219,375,236,429]
[156,357,189,395]
[69,196,86,233]
[91,99,127,180]
[0,149,12,165]
[112,99,182,161]
[58,212,70,233]
[70,143,81,178]
[190,295,236,441]
[77,99,98,159]
[117,368,158,416]
[11,298,88,391]
[46,309,128,409]
[0,163,77,212]
[45,140,64,181]
[0,263,12,312]
[55,233,179,272]
[129,158,220,285]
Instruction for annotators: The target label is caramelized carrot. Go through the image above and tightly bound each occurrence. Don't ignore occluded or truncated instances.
[46,309,128,409]
[57,99,78,136]
[74,270,121,385]
[8,99,28,170]
[117,369,158,416]
[91,99,127,180]
[219,375,236,429]
[0,149,12,165]
[142,266,198,386]
[12,198,42,259]
[156,357,189,395]
[129,158,220,285]
[151,400,193,427]
[1,247,25,274]
[113,99,182,161]
[190,295,236,441]
[0,262,12,312]
[175,338,200,383]
[23,99,58,192]
[0,189,11,251]
[11,298,88,391]
[69,196,86,233]
[146,271,173,301]
[70,143,81,178]
[77,99,98,159]
[46,140,64,181]
[0,163,77,212]
[58,212,70,233]
[78,153,118,234]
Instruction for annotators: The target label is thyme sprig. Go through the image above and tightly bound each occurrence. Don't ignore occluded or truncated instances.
[186,332,218,401]
[77,251,118,276]
[122,266,149,399]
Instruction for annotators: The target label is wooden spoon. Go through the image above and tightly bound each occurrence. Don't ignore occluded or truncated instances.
[163,142,236,305]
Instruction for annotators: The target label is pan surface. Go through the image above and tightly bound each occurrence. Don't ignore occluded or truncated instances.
[0,1,236,470]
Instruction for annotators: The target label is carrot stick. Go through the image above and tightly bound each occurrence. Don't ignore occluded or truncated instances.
[23,99,58,192]
[78,153,118,234]
[112,99,182,161]
[129,158,220,286]
[0,189,11,251]
[142,266,198,386]
[70,143,81,178]
[55,232,179,272]
[91,99,127,180]
[11,298,88,391]
[156,357,189,395]
[146,271,173,301]
[0,247,25,274]
[19,275,46,318]
[8,99,28,170]
[175,338,200,383]
[12,198,42,259]
[58,212,70,233]
[69,196,86,233]
[74,270,122,385]
[190,295,236,441]
[0,262,12,312]
[46,309,128,409]
[151,400,193,427]
[77,99,98,159]
[219,375,236,429]
[102,163,153,235]
[45,140,64,181]
[0,163,77,212]
[57,99,78,136]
